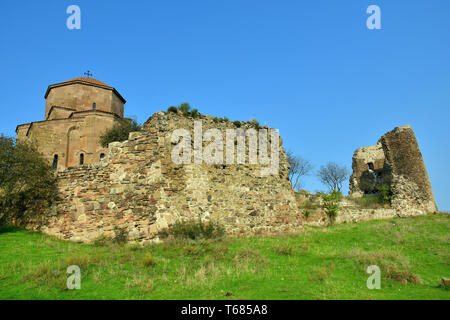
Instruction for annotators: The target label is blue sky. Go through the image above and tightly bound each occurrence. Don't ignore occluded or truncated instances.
[0,1,449,210]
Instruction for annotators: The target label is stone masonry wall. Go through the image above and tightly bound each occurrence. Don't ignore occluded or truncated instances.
[380,125,438,215]
[34,111,301,244]
[19,116,437,244]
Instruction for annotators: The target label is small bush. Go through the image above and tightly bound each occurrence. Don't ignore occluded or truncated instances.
[377,184,391,204]
[113,226,128,244]
[177,102,191,115]
[321,191,342,225]
[175,102,200,117]
[143,253,157,267]
[213,117,220,123]
[303,209,311,218]
[159,215,225,241]
[248,119,260,129]
[222,117,229,122]
[190,108,199,118]
[99,118,141,148]
[167,106,178,113]
[359,171,377,194]
[233,121,241,128]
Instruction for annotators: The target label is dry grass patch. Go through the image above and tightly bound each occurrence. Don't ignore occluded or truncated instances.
[125,274,155,294]
[346,249,422,284]
[22,260,64,287]
[143,253,157,267]
[308,264,335,282]
[61,253,100,268]
[273,243,294,256]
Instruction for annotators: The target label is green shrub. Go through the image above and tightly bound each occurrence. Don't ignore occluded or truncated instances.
[143,253,157,267]
[377,184,391,204]
[99,119,142,148]
[233,121,241,128]
[303,209,311,218]
[248,119,260,129]
[190,108,199,118]
[177,102,191,115]
[213,117,220,123]
[0,135,57,225]
[222,117,229,122]
[359,170,377,194]
[167,106,178,113]
[175,103,200,117]
[321,191,341,225]
[159,215,225,241]
[113,226,128,244]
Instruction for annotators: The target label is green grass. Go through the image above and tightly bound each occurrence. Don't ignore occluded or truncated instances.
[0,214,448,300]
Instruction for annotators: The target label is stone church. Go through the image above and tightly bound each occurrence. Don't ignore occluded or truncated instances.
[16,76,126,169]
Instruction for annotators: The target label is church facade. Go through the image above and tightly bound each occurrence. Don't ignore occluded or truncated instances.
[16,77,126,169]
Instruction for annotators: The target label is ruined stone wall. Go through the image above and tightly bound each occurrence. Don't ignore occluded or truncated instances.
[19,116,437,244]
[349,142,385,197]
[380,125,438,214]
[349,125,438,214]
[34,111,301,244]
[296,193,424,228]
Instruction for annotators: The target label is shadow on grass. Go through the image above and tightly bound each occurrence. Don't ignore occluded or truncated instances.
[0,225,21,234]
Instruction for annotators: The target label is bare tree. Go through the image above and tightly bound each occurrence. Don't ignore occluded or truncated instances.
[286,150,313,190]
[317,162,349,192]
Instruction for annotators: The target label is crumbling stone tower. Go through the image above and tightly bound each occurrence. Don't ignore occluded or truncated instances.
[350,125,438,214]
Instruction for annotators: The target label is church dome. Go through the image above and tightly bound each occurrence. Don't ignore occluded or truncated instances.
[44,76,125,103]
[59,77,111,88]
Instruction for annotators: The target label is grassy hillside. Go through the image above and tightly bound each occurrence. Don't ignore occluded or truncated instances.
[0,214,448,300]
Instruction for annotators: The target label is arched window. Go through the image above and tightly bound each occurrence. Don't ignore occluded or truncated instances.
[92,102,96,110]
[367,162,374,170]
[79,153,84,166]
[100,153,105,160]
[52,155,58,169]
